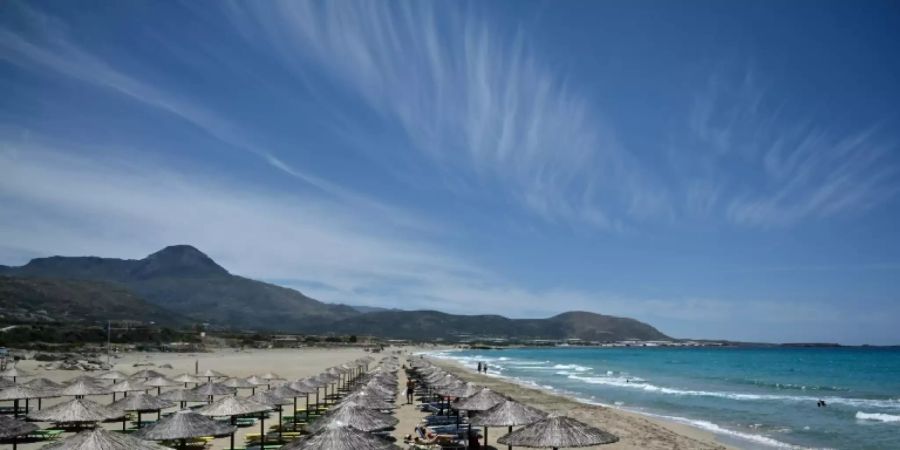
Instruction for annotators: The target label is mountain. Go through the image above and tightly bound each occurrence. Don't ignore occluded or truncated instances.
[307,309,669,341]
[0,276,181,325]
[0,245,358,330]
[0,245,670,341]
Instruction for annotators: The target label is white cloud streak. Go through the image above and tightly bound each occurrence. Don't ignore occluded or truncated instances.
[4,143,885,343]
[0,7,399,219]
[226,0,663,228]
[686,70,898,227]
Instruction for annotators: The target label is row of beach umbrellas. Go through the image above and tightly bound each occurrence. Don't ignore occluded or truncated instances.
[407,357,619,449]
[0,355,385,449]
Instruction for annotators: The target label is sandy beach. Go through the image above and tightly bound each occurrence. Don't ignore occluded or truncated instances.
[9,347,370,449]
[403,355,736,450]
[5,347,737,449]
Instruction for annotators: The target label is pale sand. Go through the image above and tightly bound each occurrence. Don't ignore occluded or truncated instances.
[6,347,735,450]
[9,347,369,449]
[400,355,737,450]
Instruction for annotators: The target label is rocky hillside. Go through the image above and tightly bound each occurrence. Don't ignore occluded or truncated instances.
[1,245,670,341]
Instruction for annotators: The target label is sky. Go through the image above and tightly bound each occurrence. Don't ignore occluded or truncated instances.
[1,0,899,344]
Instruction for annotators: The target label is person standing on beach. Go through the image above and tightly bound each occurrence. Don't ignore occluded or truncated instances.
[477,362,482,372]
[406,378,416,404]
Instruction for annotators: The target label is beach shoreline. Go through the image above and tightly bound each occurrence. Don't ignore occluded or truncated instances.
[422,352,739,450]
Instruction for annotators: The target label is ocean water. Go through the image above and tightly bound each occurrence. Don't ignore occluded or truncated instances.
[427,347,900,450]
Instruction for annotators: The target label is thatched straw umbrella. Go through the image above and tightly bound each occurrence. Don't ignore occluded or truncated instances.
[470,400,546,450]
[96,371,129,383]
[444,382,481,399]
[357,382,395,400]
[315,372,340,405]
[199,369,226,382]
[144,376,177,395]
[24,378,64,390]
[280,420,401,450]
[160,388,205,409]
[41,427,170,450]
[342,391,397,410]
[451,387,506,436]
[260,372,284,389]
[222,377,253,389]
[135,409,235,450]
[250,390,291,443]
[0,386,44,417]
[272,384,304,427]
[110,379,147,401]
[243,375,264,395]
[288,379,317,421]
[454,388,506,412]
[172,373,201,388]
[60,380,109,399]
[0,414,39,450]
[109,392,174,430]
[23,378,63,410]
[0,366,30,383]
[197,395,270,450]
[190,382,235,403]
[497,414,619,449]
[311,401,398,433]
[131,369,166,380]
[27,398,124,427]
[66,375,103,387]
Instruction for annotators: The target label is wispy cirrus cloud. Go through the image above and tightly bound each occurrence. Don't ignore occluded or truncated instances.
[226,0,665,229]
[0,6,362,207]
[0,5,439,233]
[684,69,898,227]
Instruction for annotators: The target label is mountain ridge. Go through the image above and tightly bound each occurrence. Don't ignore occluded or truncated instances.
[0,245,670,341]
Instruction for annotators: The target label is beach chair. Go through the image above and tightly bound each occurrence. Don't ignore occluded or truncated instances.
[28,429,64,440]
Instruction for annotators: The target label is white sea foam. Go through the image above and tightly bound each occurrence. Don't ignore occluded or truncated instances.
[856,411,900,423]
[565,374,900,409]
[645,412,811,449]
[552,363,591,372]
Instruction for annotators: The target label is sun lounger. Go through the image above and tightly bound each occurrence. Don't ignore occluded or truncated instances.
[28,429,64,440]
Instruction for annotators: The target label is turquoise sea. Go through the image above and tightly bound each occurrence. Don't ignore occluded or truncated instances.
[428,347,900,449]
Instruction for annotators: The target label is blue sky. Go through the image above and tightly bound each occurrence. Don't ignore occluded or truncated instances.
[1,0,898,344]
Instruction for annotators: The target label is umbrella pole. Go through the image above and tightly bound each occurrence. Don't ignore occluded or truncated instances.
[484,426,488,447]
[180,438,186,450]
[158,408,161,420]
[13,399,18,418]
[137,410,142,429]
[38,398,41,409]
[508,425,513,450]
[260,413,265,447]
[293,397,297,426]
[122,417,126,431]
[278,407,283,442]
[230,416,236,450]
[306,394,310,421]
[25,398,29,414]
